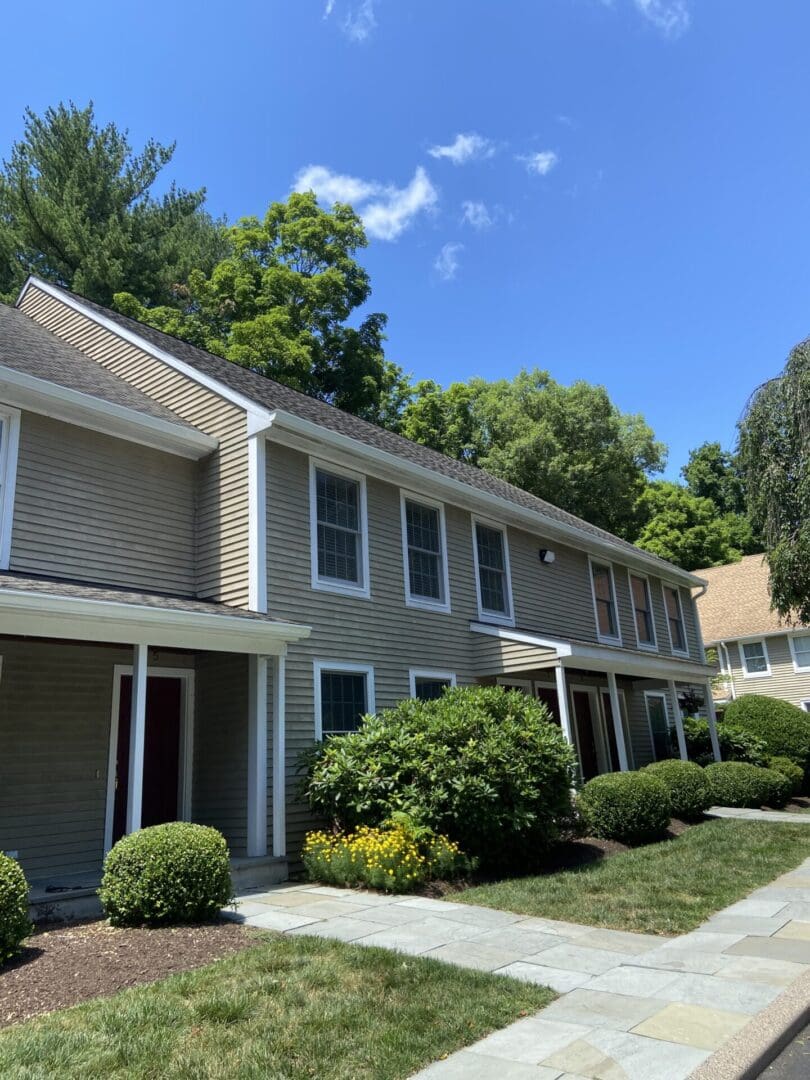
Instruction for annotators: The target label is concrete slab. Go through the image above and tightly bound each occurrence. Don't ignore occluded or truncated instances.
[724,935,810,965]
[495,961,592,993]
[654,971,779,1014]
[413,1050,562,1078]
[703,914,791,937]
[627,948,728,975]
[586,966,681,999]
[540,988,662,1032]
[285,916,383,942]
[466,1016,591,1065]
[530,943,633,976]
[242,909,320,931]
[575,928,664,955]
[424,940,527,972]
[774,921,810,941]
[471,926,562,954]
[356,915,487,955]
[541,1028,709,1080]
[714,955,809,988]
[631,1002,750,1051]
[428,905,523,930]
[720,899,789,919]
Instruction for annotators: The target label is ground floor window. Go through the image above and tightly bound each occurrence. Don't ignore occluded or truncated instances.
[409,669,456,701]
[315,662,375,738]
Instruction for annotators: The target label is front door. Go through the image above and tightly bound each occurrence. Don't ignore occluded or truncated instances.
[571,689,601,780]
[534,685,561,726]
[645,693,672,761]
[112,676,183,844]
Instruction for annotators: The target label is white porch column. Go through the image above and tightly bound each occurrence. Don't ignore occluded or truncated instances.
[668,679,688,761]
[554,663,575,749]
[272,652,287,858]
[704,680,722,762]
[125,643,148,834]
[247,654,268,857]
[607,671,629,772]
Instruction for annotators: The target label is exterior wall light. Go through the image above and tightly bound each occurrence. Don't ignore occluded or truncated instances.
[539,549,556,564]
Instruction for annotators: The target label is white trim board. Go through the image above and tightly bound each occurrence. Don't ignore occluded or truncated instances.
[738,637,772,679]
[0,406,20,570]
[408,668,456,697]
[313,660,376,740]
[471,515,515,627]
[308,457,370,600]
[588,556,622,646]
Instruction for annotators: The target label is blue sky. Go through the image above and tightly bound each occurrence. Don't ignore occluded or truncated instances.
[3,1,810,479]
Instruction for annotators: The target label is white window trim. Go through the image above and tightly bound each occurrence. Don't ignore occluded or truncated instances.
[739,637,772,679]
[788,633,810,673]
[408,668,457,698]
[662,582,689,657]
[309,457,370,599]
[400,490,451,613]
[588,557,622,646]
[313,659,376,739]
[471,515,514,627]
[801,700,810,713]
[0,406,21,570]
[627,569,657,652]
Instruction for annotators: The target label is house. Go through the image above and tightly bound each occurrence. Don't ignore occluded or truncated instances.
[696,554,810,711]
[0,276,719,907]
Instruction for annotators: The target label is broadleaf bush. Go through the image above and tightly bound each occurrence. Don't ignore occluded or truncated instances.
[0,854,31,965]
[642,760,712,820]
[680,716,768,767]
[577,771,672,843]
[768,756,804,796]
[723,695,810,768]
[99,822,233,927]
[704,762,791,809]
[302,686,577,866]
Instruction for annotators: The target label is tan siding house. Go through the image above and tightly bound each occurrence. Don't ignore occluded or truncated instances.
[0,277,718,906]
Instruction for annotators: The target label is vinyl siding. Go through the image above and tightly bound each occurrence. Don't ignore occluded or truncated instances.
[10,411,196,593]
[18,286,249,605]
[723,633,810,709]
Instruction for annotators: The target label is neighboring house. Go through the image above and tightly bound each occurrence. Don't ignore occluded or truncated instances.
[696,554,810,711]
[0,276,719,901]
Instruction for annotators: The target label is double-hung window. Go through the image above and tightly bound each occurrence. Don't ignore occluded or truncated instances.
[630,573,656,649]
[0,406,20,569]
[310,462,369,597]
[790,635,810,672]
[401,495,450,611]
[591,562,620,643]
[473,519,513,624]
[409,669,456,701]
[663,586,687,653]
[315,662,375,737]
[740,639,770,677]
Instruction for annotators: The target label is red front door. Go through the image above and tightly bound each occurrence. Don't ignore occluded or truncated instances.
[113,676,183,844]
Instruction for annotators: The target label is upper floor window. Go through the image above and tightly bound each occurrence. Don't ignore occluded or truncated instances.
[309,461,369,598]
[401,494,450,612]
[314,661,375,737]
[0,406,21,570]
[409,669,456,701]
[663,585,687,653]
[591,561,620,643]
[790,635,810,672]
[740,639,770,678]
[630,573,656,649]
[473,519,513,624]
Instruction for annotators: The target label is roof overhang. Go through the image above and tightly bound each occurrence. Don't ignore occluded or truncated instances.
[471,622,715,681]
[0,588,310,655]
[0,363,218,460]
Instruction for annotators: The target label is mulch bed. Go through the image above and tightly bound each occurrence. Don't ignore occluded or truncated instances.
[0,919,260,1029]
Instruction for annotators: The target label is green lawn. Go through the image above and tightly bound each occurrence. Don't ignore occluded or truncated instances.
[0,933,553,1080]
[457,819,810,936]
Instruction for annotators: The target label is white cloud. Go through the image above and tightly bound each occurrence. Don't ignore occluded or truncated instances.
[323,0,335,16]
[293,164,438,241]
[634,0,690,37]
[518,150,559,176]
[343,0,377,42]
[434,242,464,281]
[461,200,493,230]
[428,132,495,166]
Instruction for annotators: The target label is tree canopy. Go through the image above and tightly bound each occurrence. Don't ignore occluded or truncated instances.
[738,339,810,623]
[681,441,747,516]
[633,481,751,571]
[400,370,666,538]
[0,102,225,305]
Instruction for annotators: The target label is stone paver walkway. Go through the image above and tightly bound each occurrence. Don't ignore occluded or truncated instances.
[223,856,810,1080]
[708,806,810,825]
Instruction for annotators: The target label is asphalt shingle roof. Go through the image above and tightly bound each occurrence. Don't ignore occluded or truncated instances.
[695,554,789,643]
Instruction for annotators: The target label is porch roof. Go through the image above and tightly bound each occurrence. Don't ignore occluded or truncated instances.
[0,572,310,655]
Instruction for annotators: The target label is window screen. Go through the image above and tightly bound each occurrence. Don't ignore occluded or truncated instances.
[320,671,367,735]
[476,524,509,615]
[405,500,443,601]
[793,637,810,669]
[630,575,655,645]
[741,641,768,675]
[664,587,686,651]
[592,564,618,639]
[316,470,361,585]
[413,676,451,701]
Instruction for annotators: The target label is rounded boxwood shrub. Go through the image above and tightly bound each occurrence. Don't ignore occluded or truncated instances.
[642,760,712,820]
[99,822,233,927]
[768,756,804,796]
[302,686,577,866]
[0,854,32,964]
[577,771,672,843]
[681,717,768,767]
[723,695,810,768]
[704,762,791,809]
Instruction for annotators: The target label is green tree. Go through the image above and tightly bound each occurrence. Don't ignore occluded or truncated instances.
[738,339,810,622]
[681,441,746,515]
[0,101,225,305]
[400,370,665,537]
[116,192,410,424]
[634,481,745,570]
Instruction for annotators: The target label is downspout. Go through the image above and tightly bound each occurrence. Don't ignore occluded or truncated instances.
[719,640,736,701]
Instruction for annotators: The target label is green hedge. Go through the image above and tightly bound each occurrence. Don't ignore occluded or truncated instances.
[768,756,804,796]
[642,760,712,820]
[0,854,31,965]
[99,823,233,927]
[723,695,810,768]
[577,772,672,843]
[704,762,791,809]
[681,717,768,767]
[302,686,577,866]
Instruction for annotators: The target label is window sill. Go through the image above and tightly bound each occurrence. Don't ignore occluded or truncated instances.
[596,634,623,647]
[477,611,515,628]
[742,671,771,679]
[311,578,371,600]
[405,596,451,614]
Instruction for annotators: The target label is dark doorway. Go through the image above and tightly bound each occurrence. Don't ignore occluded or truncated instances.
[600,692,622,772]
[113,675,183,844]
[535,686,561,725]
[571,689,600,780]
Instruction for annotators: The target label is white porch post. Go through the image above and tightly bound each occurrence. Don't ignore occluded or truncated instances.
[607,671,629,772]
[247,654,268,857]
[668,679,688,761]
[272,652,287,858]
[125,643,148,834]
[554,663,575,749]
[704,680,722,762]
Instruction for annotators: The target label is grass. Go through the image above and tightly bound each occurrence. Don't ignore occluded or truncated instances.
[457,819,810,936]
[0,932,553,1080]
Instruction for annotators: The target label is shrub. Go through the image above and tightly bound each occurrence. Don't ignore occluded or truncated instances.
[768,756,804,796]
[99,822,233,927]
[302,686,577,865]
[680,717,768,767]
[577,772,672,843]
[0,855,31,965]
[724,695,810,768]
[704,762,792,809]
[302,818,472,893]
[642,760,712,820]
